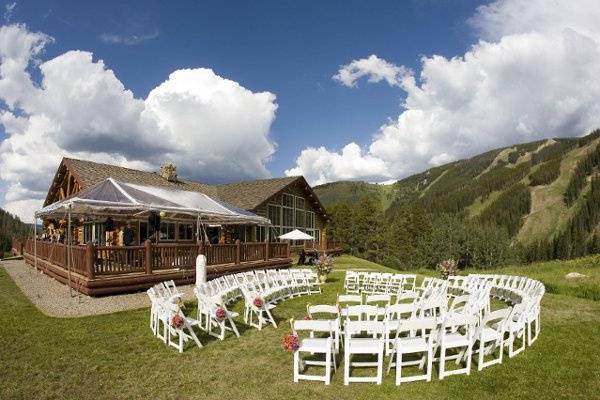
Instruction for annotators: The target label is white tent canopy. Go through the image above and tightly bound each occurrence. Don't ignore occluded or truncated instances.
[278,229,314,240]
[36,178,270,225]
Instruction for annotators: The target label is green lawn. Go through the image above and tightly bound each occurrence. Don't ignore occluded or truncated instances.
[1,255,599,399]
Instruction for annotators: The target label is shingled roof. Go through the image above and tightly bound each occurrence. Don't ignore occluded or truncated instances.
[63,158,218,197]
[215,176,302,210]
[48,158,313,212]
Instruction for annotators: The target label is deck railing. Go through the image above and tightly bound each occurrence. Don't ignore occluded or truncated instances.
[304,240,344,252]
[22,239,291,279]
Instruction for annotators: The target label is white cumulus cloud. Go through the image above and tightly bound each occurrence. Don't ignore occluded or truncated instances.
[0,24,277,222]
[332,54,411,88]
[289,0,600,185]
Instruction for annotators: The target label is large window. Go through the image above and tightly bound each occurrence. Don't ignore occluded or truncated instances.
[268,193,315,244]
[178,223,194,240]
[295,209,305,228]
[268,204,281,226]
[159,222,176,240]
[83,222,106,245]
[257,226,267,242]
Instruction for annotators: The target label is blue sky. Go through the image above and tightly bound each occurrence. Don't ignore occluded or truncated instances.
[0,0,481,175]
[3,0,600,221]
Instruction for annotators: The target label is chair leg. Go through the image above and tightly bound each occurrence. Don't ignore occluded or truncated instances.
[466,343,472,375]
[293,351,299,383]
[439,346,446,380]
[377,349,383,385]
[325,350,331,385]
[426,348,433,381]
[395,352,402,385]
[344,352,350,385]
[478,341,485,371]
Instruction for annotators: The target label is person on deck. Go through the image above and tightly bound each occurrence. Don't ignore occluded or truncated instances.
[123,222,134,247]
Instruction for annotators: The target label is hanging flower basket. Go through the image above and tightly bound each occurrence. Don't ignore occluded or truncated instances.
[171,314,185,329]
[282,332,300,352]
[215,307,226,322]
[253,296,264,309]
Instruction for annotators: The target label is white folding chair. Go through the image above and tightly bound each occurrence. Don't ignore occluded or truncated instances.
[383,303,416,354]
[306,304,341,352]
[438,314,476,379]
[388,317,437,385]
[292,319,337,385]
[343,320,385,385]
[165,302,203,353]
[476,308,510,370]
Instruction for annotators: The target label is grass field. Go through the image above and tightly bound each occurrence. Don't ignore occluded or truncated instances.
[1,255,599,399]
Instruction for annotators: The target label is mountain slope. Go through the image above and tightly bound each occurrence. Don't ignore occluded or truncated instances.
[314,130,600,253]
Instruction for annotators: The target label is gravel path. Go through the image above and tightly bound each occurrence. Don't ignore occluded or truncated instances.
[0,259,196,318]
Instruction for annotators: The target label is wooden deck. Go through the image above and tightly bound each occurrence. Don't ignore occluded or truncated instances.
[303,240,344,256]
[14,239,292,296]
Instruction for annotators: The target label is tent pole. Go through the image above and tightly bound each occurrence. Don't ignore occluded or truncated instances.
[196,213,200,244]
[67,205,73,297]
[33,212,37,271]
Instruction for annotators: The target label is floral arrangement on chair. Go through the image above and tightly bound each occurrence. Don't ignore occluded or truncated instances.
[438,259,458,279]
[282,332,300,352]
[253,296,264,309]
[171,313,185,329]
[215,307,227,322]
[314,254,334,282]
[303,314,312,320]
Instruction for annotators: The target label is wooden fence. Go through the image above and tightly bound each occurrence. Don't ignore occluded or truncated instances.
[21,239,291,279]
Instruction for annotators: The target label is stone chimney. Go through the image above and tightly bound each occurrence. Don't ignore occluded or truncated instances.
[159,163,178,182]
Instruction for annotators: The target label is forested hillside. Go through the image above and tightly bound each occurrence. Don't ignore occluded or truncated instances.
[316,129,600,268]
[0,208,29,257]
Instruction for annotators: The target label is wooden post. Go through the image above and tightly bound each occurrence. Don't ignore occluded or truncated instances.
[286,241,291,258]
[144,239,153,275]
[264,240,269,261]
[235,239,241,265]
[85,242,95,279]
[19,241,24,256]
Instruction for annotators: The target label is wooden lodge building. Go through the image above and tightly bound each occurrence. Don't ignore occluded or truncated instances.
[15,158,342,296]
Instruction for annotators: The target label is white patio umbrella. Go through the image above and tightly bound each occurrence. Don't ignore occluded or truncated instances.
[278,229,314,240]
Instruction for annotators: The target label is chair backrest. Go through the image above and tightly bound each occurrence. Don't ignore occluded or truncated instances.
[441,314,477,334]
[293,319,334,334]
[366,294,391,305]
[396,317,437,339]
[307,304,340,318]
[483,307,511,326]
[345,320,385,337]
[345,304,379,321]
[396,291,418,304]
[385,303,415,320]
[338,294,362,304]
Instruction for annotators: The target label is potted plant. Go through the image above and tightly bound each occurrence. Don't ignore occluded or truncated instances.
[314,254,333,283]
[438,259,458,280]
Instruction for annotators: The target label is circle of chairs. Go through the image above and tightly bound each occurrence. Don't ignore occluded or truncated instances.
[146,268,322,352]
[289,271,544,385]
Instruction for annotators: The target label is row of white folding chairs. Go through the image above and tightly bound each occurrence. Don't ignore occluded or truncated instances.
[194,268,321,334]
[196,268,320,304]
[293,301,522,385]
[147,281,203,353]
[344,271,416,295]
[469,274,545,345]
[358,271,543,348]
[434,273,543,348]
